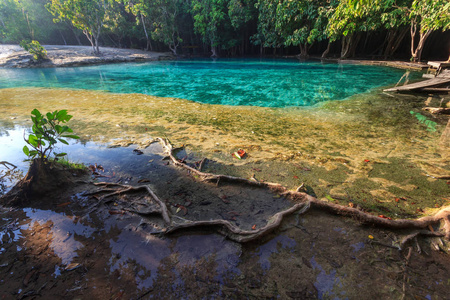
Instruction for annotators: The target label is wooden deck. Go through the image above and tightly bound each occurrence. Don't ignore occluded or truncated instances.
[384,62,450,93]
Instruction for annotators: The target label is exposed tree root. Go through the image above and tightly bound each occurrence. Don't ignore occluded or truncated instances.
[399,231,444,250]
[83,137,450,244]
[156,137,450,240]
[156,138,283,189]
[165,202,311,243]
[89,180,312,243]
[92,182,171,225]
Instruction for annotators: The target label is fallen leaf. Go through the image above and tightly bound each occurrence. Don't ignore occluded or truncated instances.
[364,159,370,163]
[378,215,392,220]
[293,176,299,179]
[348,202,355,208]
[251,225,256,230]
[395,198,400,203]
[368,235,374,239]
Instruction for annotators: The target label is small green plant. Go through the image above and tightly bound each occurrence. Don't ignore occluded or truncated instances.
[54,158,86,170]
[410,111,437,132]
[19,40,47,61]
[23,109,80,160]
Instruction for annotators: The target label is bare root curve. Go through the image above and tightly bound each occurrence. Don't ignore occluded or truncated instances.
[157,137,450,240]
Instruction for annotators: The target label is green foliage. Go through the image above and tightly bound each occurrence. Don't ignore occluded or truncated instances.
[1,0,448,59]
[410,111,437,132]
[46,0,110,54]
[19,40,48,60]
[23,109,80,160]
[150,0,182,55]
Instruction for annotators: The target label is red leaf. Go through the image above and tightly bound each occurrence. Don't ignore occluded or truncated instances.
[293,176,299,179]
[364,159,370,163]
[252,225,256,230]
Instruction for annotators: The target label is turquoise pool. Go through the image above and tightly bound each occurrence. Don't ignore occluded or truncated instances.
[0,59,417,107]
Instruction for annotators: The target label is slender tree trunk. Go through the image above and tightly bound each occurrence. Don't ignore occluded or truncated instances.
[298,43,309,57]
[83,30,96,54]
[384,27,408,59]
[341,34,353,59]
[348,33,361,58]
[140,14,152,51]
[412,30,432,62]
[94,25,101,55]
[321,40,331,58]
[211,41,218,57]
[169,44,177,56]
[59,30,67,45]
[410,19,432,62]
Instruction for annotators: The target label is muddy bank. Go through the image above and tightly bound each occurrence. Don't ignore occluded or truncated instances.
[0,45,174,68]
[2,137,450,299]
[1,159,450,299]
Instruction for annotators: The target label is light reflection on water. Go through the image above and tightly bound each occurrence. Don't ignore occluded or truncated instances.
[22,208,95,265]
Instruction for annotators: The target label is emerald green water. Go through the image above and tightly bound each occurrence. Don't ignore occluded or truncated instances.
[0,59,417,107]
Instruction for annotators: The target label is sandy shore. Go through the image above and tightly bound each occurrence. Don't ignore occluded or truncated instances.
[0,45,174,68]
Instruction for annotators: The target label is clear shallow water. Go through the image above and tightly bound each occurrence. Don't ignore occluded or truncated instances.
[0,59,418,107]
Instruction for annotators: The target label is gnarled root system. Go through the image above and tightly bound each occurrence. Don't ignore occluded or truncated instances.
[89,137,450,244]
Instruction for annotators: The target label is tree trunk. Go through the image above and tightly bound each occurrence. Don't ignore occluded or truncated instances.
[211,42,218,57]
[348,33,361,58]
[140,14,152,51]
[341,34,353,59]
[94,26,101,55]
[410,19,432,62]
[83,30,96,54]
[384,27,408,59]
[169,44,177,56]
[298,43,309,58]
[59,29,67,45]
[321,40,331,58]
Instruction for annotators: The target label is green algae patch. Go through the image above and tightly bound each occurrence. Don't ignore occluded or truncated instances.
[0,87,448,219]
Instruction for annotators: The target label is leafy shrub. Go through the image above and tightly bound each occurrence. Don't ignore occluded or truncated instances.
[19,40,48,61]
[23,109,80,160]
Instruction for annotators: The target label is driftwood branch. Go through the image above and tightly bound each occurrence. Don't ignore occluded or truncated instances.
[156,137,450,240]
[0,161,17,170]
[165,202,311,243]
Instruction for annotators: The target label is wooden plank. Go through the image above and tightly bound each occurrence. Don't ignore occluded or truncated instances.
[384,76,450,92]
[428,61,450,69]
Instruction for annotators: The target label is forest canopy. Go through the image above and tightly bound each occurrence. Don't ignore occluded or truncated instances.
[0,0,449,61]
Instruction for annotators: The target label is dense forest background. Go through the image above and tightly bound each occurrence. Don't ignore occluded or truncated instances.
[0,0,449,61]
